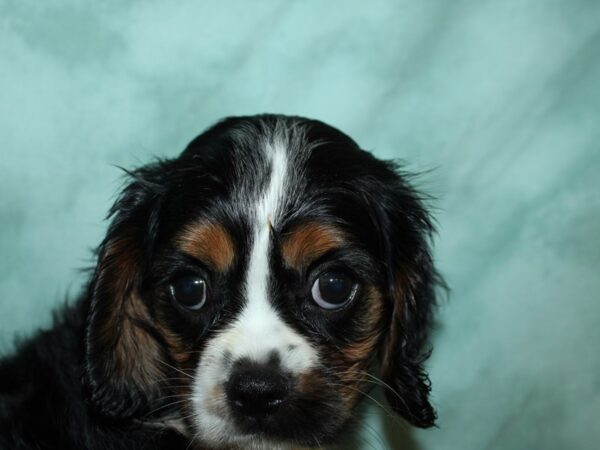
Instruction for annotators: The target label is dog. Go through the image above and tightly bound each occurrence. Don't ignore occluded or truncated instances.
[0,114,441,449]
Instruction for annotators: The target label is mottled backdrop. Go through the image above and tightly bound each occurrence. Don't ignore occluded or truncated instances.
[1,1,599,449]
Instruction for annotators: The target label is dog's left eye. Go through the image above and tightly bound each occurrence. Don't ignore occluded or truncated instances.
[311,272,358,309]
[169,275,207,310]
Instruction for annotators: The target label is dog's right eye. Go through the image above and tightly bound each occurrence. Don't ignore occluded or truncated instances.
[169,275,207,310]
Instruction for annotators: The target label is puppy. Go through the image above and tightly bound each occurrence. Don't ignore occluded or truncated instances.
[0,115,441,449]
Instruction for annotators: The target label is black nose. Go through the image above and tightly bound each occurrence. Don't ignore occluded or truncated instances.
[225,360,291,416]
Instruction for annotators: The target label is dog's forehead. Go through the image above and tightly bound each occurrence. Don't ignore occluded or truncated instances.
[176,116,376,220]
[164,116,387,269]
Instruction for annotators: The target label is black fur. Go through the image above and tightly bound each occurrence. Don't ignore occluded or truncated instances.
[0,114,442,449]
[0,302,189,449]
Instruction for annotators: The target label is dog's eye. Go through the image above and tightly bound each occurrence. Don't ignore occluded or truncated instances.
[169,275,207,310]
[311,272,358,309]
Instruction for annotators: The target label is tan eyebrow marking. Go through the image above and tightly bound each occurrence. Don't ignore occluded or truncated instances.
[281,221,348,270]
[176,221,235,272]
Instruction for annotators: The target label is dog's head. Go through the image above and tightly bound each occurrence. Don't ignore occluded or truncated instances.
[84,115,440,449]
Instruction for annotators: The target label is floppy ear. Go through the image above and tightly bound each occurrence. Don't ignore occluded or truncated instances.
[84,162,170,419]
[375,169,440,428]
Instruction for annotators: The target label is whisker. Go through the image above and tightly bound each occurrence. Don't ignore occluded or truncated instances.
[156,358,194,379]
[142,399,190,419]
[324,381,406,430]
[359,419,389,450]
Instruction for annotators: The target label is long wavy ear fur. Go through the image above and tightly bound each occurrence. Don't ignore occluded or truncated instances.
[84,162,170,419]
[375,166,441,428]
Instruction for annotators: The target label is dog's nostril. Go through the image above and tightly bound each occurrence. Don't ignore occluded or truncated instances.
[225,361,291,416]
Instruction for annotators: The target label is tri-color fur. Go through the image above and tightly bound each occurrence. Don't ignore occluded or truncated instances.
[0,115,441,450]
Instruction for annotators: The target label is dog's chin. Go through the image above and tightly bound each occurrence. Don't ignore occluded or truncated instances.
[193,419,291,450]
[189,412,288,450]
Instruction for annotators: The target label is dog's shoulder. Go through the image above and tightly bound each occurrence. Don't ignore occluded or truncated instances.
[0,300,189,450]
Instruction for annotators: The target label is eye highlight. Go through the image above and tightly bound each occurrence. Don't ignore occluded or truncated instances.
[311,272,358,310]
[169,275,207,310]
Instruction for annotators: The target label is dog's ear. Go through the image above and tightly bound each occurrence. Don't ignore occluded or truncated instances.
[373,167,440,428]
[84,162,170,419]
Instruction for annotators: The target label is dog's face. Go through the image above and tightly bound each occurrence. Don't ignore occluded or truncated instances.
[84,115,438,449]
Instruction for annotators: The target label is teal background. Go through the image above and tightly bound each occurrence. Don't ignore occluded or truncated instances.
[1,1,599,449]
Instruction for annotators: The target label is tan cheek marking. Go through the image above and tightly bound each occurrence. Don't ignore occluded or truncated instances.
[176,221,235,272]
[332,287,385,405]
[156,323,192,366]
[341,287,384,361]
[281,222,348,270]
[297,370,326,396]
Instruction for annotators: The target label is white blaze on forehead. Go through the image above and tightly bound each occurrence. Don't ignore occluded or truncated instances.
[232,138,317,369]
[243,141,287,338]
